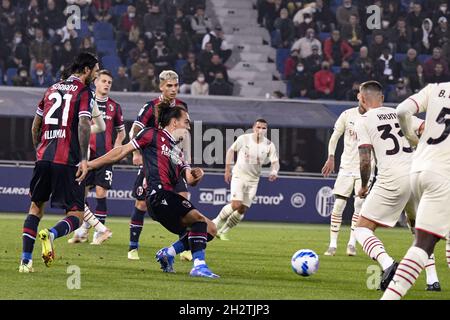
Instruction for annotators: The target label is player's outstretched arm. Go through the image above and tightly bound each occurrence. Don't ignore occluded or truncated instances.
[185,168,204,187]
[397,99,420,148]
[224,147,235,184]
[129,124,143,165]
[86,142,135,173]
[269,161,279,182]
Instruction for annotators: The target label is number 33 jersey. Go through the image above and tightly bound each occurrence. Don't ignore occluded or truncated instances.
[355,106,423,181]
[408,83,450,179]
[35,75,93,166]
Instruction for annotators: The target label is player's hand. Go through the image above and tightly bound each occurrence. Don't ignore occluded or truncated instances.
[321,156,335,177]
[133,152,143,166]
[268,174,277,182]
[191,167,204,180]
[357,186,369,199]
[224,170,232,184]
[406,134,419,149]
[76,160,89,184]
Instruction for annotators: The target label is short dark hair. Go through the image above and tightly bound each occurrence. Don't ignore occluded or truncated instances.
[360,80,383,93]
[157,102,187,128]
[255,118,268,125]
[70,52,98,74]
[97,69,113,79]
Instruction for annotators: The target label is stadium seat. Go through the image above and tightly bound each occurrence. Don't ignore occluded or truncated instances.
[101,55,122,77]
[93,22,114,41]
[331,66,341,74]
[175,59,187,75]
[276,48,290,75]
[112,4,128,17]
[394,53,407,63]
[97,40,117,57]
[6,68,17,86]
[78,20,91,39]
[318,32,330,42]
[418,54,431,64]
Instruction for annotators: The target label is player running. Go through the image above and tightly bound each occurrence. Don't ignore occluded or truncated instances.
[19,52,99,272]
[212,119,279,240]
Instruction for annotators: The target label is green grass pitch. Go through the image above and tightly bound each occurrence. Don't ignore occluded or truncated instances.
[0,213,448,300]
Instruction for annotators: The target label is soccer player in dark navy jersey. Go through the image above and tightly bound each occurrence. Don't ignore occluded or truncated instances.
[127,70,191,261]
[87,103,219,278]
[19,52,99,272]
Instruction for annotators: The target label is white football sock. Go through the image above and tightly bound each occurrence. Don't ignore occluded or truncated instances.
[213,204,235,226]
[219,211,244,234]
[425,254,439,285]
[348,197,363,246]
[381,246,428,300]
[355,227,394,270]
[329,198,346,248]
[84,205,107,233]
[446,234,450,269]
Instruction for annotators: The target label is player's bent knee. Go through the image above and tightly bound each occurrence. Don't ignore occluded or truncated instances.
[355,216,377,230]
[207,219,217,236]
[29,202,45,218]
[231,201,242,211]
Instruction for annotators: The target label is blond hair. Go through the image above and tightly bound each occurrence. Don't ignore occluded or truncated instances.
[159,70,179,83]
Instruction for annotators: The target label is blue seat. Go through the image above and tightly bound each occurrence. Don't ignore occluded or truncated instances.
[112,4,128,17]
[97,40,117,56]
[175,59,187,75]
[6,68,17,86]
[418,54,431,64]
[93,22,114,41]
[331,66,341,74]
[394,53,407,63]
[78,20,91,39]
[319,32,330,42]
[276,48,290,75]
[101,55,122,77]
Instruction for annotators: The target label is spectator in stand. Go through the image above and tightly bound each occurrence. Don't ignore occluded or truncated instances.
[118,5,137,34]
[304,44,323,74]
[323,30,354,67]
[369,33,387,62]
[292,2,316,27]
[414,18,437,54]
[381,2,400,27]
[79,36,97,56]
[388,18,413,54]
[313,0,336,33]
[209,71,233,96]
[31,62,53,88]
[345,80,361,101]
[352,46,372,77]
[423,46,449,78]
[149,34,174,75]
[435,16,450,47]
[387,77,412,102]
[29,27,52,71]
[340,13,363,51]
[117,5,138,56]
[334,61,354,100]
[180,52,201,94]
[131,52,154,91]
[204,53,228,84]
[283,49,300,80]
[143,4,167,40]
[294,13,316,39]
[139,65,158,92]
[374,46,398,86]
[314,60,335,99]
[289,61,313,99]
[358,61,376,83]
[201,25,232,63]
[336,0,359,27]
[442,36,450,62]
[0,0,20,44]
[6,30,30,70]
[12,67,32,86]
[129,38,149,65]
[90,0,113,23]
[263,0,284,33]
[198,41,215,72]
[52,40,77,76]
[407,1,426,36]
[426,62,450,83]
[168,22,193,60]
[408,64,427,93]
[111,66,132,92]
[190,4,212,48]
[170,7,193,35]
[41,0,66,41]
[159,0,178,17]
[291,28,322,60]
[401,48,420,78]
[191,72,209,96]
[25,0,41,35]
[272,8,296,48]
[433,1,450,23]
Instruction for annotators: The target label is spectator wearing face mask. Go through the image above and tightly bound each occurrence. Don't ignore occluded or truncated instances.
[289,62,313,99]
[7,31,30,69]
[209,71,233,96]
[295,13,316,39]
[291,28,322,59]
[336,0,359,27]
[191,72,209,96]
[334,61,354,100]
[12,67,33,86]
[31,62,52,87]
[314,61,335,99]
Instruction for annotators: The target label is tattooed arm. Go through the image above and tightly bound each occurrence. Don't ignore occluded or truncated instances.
[358,145,372,198]
[76,116,92,182]
[31,115,43,150]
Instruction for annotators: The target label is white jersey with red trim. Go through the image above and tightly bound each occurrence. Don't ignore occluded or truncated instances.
[355,106,423,181]
[407,83,450,179]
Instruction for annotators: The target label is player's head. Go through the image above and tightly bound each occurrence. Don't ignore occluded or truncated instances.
[157,101,191,139]
[358,80,384,110]
[94,69,113,96]
[70,52,100,85]
[159,70,179,101]
[253,119,268,138]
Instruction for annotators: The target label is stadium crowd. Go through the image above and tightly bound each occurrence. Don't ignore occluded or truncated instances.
[0,0,234,95]
[262,0,450,101]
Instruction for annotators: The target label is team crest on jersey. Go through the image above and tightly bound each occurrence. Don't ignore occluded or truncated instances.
[182,200,192,208]
[136,186,144,196]
[109,104,114,111]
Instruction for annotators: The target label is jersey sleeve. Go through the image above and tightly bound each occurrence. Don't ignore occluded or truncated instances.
[36,97,44,117]
[355,117,371,147]
[79,88,93,119]
[230,135,244,152]
[114,103,125,131]
[131,128,154,150]
[268,142,279,163]
[408,84,432,113]
[134,103,154,129]
[333,111,347,135]
[411,115,425,133]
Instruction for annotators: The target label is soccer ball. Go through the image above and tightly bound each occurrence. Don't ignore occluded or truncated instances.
[291,249,319,277]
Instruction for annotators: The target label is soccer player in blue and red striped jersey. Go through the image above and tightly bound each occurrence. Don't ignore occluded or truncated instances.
[69,69,126,245]
[127,70,190,261]
[19,52,99,272]
[87,103,219,278]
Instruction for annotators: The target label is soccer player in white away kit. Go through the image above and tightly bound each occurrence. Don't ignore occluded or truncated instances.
[212,119,280,240]
[382,83,450,299]
[322,103,368,256]
[353,81,440,292]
